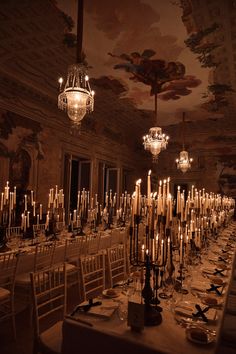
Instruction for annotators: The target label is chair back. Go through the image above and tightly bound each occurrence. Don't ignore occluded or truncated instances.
[111,229,121,246]
[86,233,101,255]
[79,252,105,301]
[30,263,67,336]
[34,241,56,272]
[32,223,46,237]
[6,226,22,238]
[0,251,19,291]
[64,236,86,263]
[56,221,65,232]
[99,234,112,250]
[107,244,126,288]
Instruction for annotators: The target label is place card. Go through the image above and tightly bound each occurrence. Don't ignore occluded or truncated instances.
[127,301,145,332]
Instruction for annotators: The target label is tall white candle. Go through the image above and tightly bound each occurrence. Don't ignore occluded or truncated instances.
[177,186,180,214]
[27,211,30,228]
[0,192,3,211]
[180,234,183,265]
[156,233,159,260]
[13,186,16,205]
[39,204,42,220]
[33,201,36,217]
[5,181,9,200]
[152,238,155,262]
[161,239,164,264]
[147,170,151,207]
[167,237,171,263]
[24,194,27,211]
[141,244,145,262]
[191,185,194,202]
[135,179,141,215]
[73,209,76,222]
[167,177,170,197]
[186,235,189,256]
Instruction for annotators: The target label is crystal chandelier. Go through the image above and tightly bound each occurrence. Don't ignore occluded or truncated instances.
[58,0,94,126]
[176,150,193,173]
[175,112,193,173]
[143,93,169,162]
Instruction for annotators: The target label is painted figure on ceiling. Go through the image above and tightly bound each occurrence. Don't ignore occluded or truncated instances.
[108,49,185,95]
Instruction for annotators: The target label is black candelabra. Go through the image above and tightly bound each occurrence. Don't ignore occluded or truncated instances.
[129,212,168,326]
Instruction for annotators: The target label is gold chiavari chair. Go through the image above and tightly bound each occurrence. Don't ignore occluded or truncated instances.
[107,244,126,288]
[30,263,67,354]
[0,250,20,339]
[15,241,56,322]
[85,233,101,255]
[79,252,105,302]
[61,237,87,301]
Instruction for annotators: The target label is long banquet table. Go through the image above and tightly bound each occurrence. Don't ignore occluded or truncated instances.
[4,228,127,275]
[61,221,236,354]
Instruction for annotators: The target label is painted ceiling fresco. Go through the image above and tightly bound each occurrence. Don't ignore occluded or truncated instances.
[56,0,225,126]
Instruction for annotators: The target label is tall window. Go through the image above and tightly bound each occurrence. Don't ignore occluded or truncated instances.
[64,154,91,219]
[98,162,120,205]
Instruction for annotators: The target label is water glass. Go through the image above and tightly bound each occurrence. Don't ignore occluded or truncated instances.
[118,299,128,321]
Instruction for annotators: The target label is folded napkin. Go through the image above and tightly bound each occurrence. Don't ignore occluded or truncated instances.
[175,303,217,322]
[191,281,207,293]
[175,304,194,317]
[208,255,219,263]
[85,300,118,319]
[202,267,227,277]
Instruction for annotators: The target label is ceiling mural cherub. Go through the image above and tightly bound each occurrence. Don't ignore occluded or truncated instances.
[108,49,201,99]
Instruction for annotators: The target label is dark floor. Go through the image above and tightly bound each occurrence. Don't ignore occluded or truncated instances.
[0,287,79,354]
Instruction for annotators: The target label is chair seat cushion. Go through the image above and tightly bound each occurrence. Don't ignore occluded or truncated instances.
[0,287,10,300]
[16,272,49,285]
[54,263,77,273]
[39,320,62,354]
[15,272,30,284]
[65,263,77,272]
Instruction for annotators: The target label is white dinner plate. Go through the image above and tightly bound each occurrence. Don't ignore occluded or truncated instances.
[102,289,120,298]
[186,326,215,345]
